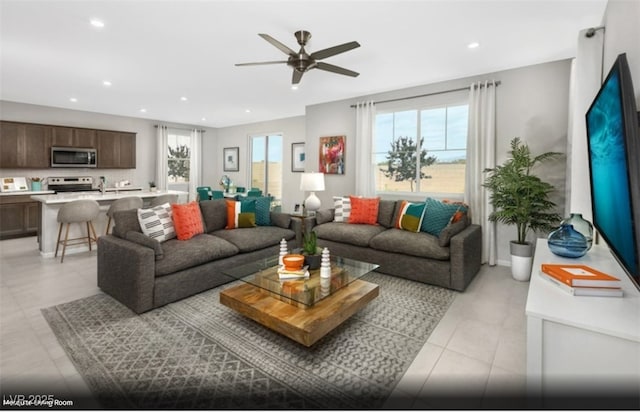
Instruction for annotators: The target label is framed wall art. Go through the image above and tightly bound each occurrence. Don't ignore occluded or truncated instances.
[319,135,345,175]
[223,147,239,172]
[291,142,305,172]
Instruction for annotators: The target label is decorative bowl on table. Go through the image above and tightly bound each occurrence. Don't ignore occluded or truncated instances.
[282,254,305,271]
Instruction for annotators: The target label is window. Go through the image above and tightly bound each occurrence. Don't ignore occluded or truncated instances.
[374,98,468,196]
[167,128,191,192]
[250,134,283,199]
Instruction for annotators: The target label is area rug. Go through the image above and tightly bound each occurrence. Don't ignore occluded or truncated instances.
[42,272,456,409]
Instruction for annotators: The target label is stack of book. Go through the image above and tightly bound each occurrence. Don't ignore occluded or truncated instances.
[540,264,623,297]
[277,265,309,280]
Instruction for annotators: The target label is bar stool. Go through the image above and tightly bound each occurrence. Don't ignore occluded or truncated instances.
[105,196,143,235]
[55,199,100,263]
[149,194,178,207]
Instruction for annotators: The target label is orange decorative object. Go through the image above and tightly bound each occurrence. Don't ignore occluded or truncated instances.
[282,254,305,271]
[171,201,204,240]
[348,196,380,225]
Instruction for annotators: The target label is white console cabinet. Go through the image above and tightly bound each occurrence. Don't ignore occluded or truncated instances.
[526,239,640,407]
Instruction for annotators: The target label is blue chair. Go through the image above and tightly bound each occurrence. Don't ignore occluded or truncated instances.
[210,190,224,199]
[197,188,211,201]
[235,187,246,193]
[247,189,262,197]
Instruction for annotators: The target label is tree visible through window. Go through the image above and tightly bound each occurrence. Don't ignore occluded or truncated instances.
[374,103,468,195]
[167,129,191,190]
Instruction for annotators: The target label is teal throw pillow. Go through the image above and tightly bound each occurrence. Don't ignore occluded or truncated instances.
[421,197,464,236]
[394,200,426,233]
[241,197,270,226]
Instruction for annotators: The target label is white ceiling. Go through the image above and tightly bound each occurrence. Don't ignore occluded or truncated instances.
[1,0,607,128]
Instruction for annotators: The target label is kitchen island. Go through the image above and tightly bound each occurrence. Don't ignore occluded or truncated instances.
[31,190,188,258]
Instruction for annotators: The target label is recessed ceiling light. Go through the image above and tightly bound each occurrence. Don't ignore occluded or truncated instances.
[467,42,480,49]
[69,97,77,102]
[103,80,112,87]
[180,96,188,101]
[245,109,251,113]
[201,117,207,121]
[291,85,299,90]
[90,19,104,28]
[140,108,147,113]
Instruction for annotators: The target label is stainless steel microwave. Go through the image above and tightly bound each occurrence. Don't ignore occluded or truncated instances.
[51,147,97,168]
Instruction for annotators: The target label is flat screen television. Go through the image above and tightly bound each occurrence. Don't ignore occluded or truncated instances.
[585,53,640,290]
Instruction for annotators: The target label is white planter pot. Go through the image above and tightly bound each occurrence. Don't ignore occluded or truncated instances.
[510,241,534,281]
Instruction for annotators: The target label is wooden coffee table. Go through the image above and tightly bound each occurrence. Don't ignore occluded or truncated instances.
[220,256,379,346]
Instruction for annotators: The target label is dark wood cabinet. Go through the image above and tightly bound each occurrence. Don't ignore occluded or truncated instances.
[0,122,51,168]
[0,195,39,240]
[0,121,135,169]
[97,130,136,168]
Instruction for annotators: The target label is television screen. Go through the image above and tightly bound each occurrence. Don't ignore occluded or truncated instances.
[586,53,640,289]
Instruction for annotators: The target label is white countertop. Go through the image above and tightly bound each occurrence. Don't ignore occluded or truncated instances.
[31,190,187,205]
[0,190,55,196]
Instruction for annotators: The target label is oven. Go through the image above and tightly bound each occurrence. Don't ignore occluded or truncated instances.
[47,176,97,193]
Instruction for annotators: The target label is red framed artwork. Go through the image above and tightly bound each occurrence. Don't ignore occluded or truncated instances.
[319,135,345,175]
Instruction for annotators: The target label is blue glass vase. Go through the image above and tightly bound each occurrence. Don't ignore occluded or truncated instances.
[547,223,589,258]
[560,213,594,251]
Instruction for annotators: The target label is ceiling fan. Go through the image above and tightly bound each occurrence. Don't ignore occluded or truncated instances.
[235,30,360,85]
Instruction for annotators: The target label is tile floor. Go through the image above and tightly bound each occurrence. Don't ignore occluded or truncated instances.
[0,236,528,409]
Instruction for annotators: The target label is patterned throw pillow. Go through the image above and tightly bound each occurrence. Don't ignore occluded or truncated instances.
[137,202,176,243]
[394,201,426,232]
[171,201,205,240]
[226,199,257,229]
[333,196,352,222]
[348,196,380,225]
[421,197,466,236]
[242,196,270,226]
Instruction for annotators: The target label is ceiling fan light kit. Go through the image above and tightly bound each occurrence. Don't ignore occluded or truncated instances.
[236,30,360,85]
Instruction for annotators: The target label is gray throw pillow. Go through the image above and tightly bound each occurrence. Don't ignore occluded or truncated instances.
[438,215,470,247]
[270,212,291,229]
[315,209,334,225]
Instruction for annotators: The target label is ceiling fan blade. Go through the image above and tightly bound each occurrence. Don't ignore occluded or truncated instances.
[258,33,297,56]
[315,62,359,77]
[235,61,288,66]
[310,41,360,60]
[292,69,304,85]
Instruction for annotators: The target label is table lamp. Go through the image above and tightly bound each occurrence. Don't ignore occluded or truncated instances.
[300,172,325,212]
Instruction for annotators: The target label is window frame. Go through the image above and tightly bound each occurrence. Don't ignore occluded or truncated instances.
[166,128,192,190]
[249,132,283,199]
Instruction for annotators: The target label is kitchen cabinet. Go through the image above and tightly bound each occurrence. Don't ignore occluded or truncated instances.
[51,126,96,148]
[0,121,135,169]
[97,130,136,168]
[0,194,39,240]
[0,121,51,168]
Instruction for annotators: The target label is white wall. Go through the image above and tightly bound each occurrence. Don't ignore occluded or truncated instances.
[306,60,571,265]
[204,116,305,212]
[0,100,214,191]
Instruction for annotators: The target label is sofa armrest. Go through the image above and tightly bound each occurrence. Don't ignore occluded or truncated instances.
[97,235,156,314]
[449,224,482,291]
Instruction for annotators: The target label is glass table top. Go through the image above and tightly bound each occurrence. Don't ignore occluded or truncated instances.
[222,255,379,307]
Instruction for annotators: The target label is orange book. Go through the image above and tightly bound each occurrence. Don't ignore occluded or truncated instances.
[541,264,621,288]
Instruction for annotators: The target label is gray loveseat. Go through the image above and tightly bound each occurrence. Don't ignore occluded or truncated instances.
[307,199,482,291]
[97,199,300,314]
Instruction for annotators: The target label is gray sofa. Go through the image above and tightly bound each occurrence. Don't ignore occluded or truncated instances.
[307,200,482,291]
[97,199,300,314]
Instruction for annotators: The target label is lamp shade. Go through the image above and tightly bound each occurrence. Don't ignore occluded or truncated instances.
[299,172,325,192]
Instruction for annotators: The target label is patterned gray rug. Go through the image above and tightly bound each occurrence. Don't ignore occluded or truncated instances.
[42,272,456,409]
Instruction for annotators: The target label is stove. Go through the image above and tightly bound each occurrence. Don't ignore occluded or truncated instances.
[47,176,97,193]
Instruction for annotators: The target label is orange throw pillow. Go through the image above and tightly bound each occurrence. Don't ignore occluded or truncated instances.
[171,201,204,240]
[348,196,380,225]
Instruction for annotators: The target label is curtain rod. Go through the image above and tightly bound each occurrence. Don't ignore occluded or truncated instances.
[349,80,501,108]
[154,125,206,133]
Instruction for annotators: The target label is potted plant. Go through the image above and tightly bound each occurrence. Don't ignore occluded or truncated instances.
[302,230,322,270]
[149,181,157,192]
[483,137,562,281]
[30,177,42,192]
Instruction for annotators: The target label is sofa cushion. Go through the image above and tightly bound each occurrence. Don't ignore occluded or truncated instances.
[421,197,466,236]
[155,234,239,277]
[438,214,471,247]
[394,201,426,233]
[171,201,204,240]
[242,196,271,226]
[369,228,450,260]
[199,199,227,232]
[315,209,334,225]
[314,222,387,247]
[333,196,351,222]
[212,226,295,253]
[125,231,164,260]
[137,203,176,243]
[270,212,291,229]
[226,199,256,229]
[348,196,380,225]
[113,209,142,238]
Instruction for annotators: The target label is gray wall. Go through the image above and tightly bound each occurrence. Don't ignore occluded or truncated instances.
[306,59,571,266]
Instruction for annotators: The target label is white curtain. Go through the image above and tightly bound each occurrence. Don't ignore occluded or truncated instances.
[465,81,497,265]
[355,101,376,197]
[189,129,203,202]
[155,125,169,191]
